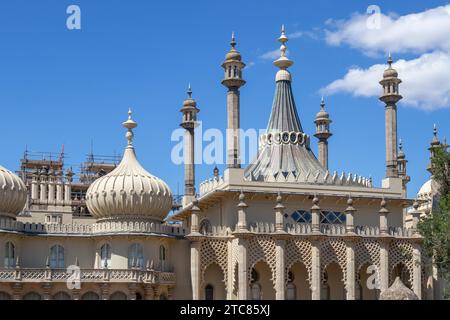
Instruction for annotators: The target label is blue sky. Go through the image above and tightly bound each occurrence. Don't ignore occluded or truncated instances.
[0,0,449,198]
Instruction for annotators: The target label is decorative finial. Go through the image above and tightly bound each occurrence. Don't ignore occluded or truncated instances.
[321,96,325,110]
[399,139,403,151]
[274,25,293,70]
[187,83,192,99]
[276,191,282,204]
[433,124,437,136]
[387,52,393,68]
[122,109,138,146]
[231,32,236,49]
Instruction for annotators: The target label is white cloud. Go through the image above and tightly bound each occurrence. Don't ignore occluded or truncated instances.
[322,51,450,111]
[259,49,280,60]
[325,4,450,56]
[322,4,450,110]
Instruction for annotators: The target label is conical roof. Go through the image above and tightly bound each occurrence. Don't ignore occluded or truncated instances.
[244,27,326,182]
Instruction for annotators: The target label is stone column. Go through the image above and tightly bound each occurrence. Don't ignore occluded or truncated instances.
[48,174,55,203]
[190,241,201,300]
[345,197,356,234]
[345,238,356,300]
[379,198,389,235]
[275,239,286,300]
[311,238,322,300]
[318,140,329,170]
[385,104,398,177]
[274,193,285,233]
[227,240,234,300]
[226,88,241,168]
[311,195,321,233]
[100,283,110,300]
[72,289,80,300]
[56,177,63,203]
[379,238,390,292]
[412,241,422,299]
[64,181,72,203]
[11,283,23,300]
[184,127,195,197]
[237,238,248,300]
[31,174,39,200]
[237,192,248,232]
[41,283,52,300]
[128,283,137,300]
[40,174,47,202]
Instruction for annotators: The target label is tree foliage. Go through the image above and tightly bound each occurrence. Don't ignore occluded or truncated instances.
[418,147,450,285]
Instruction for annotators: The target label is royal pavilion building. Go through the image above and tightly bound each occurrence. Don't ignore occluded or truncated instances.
[0,27,447,300]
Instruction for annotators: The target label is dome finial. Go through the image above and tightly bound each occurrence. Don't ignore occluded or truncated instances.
[399,138,403,151]
[231,31,236,49]
[387,52,393,68]
[122,109,138,146]
[187,83,192,99]
[321,96,325,110]
[274,24,293,70]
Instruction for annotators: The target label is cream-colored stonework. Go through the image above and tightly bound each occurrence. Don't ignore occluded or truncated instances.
[0,27,446,301]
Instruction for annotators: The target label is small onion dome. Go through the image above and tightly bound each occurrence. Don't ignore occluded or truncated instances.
[379,277,418,300]
[316,97,329,120]
[86,110,173,222]
[225,32,242,62]
[181,84,198,109]
[383,53,398,78]
[0,165,27,219]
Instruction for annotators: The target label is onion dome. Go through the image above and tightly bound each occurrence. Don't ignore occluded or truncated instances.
[224,32,242,62]
[0,165,27,219]
[379,277,418,300]
[383,53,398,78]
[417,179,433,201]
[316,97,330,120]
[86,110,173,222]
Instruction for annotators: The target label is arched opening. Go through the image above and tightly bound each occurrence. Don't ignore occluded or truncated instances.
[53,291,71,300]
[110,291,127,300]
[323,262,345,300]
[0,291,11,300]
[391,263,411,289]
[50,245,65,269]
[203,263,226,300]
[23,292,41,300]
[4,242,15,268]
[81,292,100,300]
[289,261,311,300]
[358,263,379,300]
[100,243,111,269]
[128,243,144,269]
[251,261,275,300]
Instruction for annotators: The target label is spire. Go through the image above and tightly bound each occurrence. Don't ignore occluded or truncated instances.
[387,52,393,68]
[398,139,405,158]
[321,96,325,110]
[231,32,236,49]
[122,109,138,147]
[274,25,294,71]
[431,124,440,145]
[187,82,192,99]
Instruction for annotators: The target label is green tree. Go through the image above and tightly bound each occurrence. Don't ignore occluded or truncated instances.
[418,147,450,297]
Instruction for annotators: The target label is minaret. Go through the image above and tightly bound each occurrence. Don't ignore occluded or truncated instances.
[222,32,246,168]
[397,139,410,190]
[379,53,402,178]
[427,125,442,174]
[180,84,200,204]
[314,97,332,170]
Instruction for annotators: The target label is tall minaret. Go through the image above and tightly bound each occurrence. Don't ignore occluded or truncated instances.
[222,33,246,168]
[314,97,332,170]
[427,125,442,174]
[180,84,200,204]
[379,53,402,178]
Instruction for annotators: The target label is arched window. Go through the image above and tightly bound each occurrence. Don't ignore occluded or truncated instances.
[286,282,296,300]
[23,292,41,300]
[100,244,111,269]
[199,219,212,235]
[4,242,15,268]
[128,243,144,269]
[50,245,65,269]
[110,291,127,300]
[205,284,214,301]
[81,292,100,300]
[159,245,166,271]
[53,292,71,300]
[0,291,11,300]
[321,271,330,300]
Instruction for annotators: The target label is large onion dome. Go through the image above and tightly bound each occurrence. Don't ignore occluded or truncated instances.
[86,110,173,222]
[0,165,27,219]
